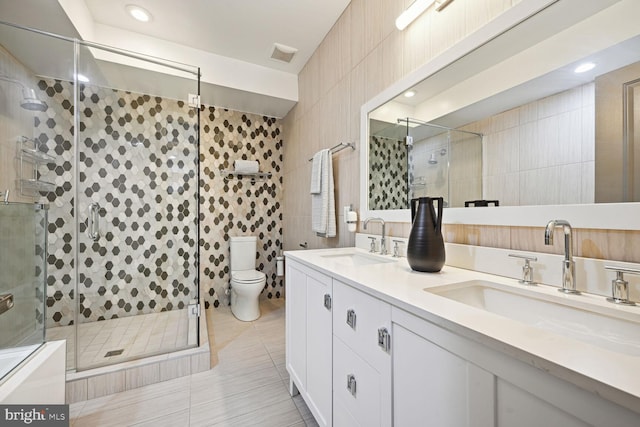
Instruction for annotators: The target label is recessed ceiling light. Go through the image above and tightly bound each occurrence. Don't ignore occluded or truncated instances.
[404,90,416,98]
[126,5,152,22]
[574,62,596,73]
[76,73,89,83]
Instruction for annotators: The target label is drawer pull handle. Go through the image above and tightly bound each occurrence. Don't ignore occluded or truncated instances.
[346,309,357,329]
[378,327,391,353]
[323,294,332,311]
[347,374,357,397]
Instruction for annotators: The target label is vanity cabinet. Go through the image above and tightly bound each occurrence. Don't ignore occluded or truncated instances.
[286,254,640,427]
[331,279,391,427]
[391,307,640,427]
[285,259,332,427]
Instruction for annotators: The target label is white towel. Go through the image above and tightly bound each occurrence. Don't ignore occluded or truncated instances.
[310,150,323,194]
[234,160,259,174]
[311,149,336,237]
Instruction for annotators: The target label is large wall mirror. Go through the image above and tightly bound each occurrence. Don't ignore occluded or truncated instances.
[360,0,640,229]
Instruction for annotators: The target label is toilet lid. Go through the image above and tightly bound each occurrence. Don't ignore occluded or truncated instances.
[232,270,266,283]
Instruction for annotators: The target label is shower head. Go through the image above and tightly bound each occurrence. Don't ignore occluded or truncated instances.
[20,87,48,112]
[0,75,48,112]
[428,152,438,164]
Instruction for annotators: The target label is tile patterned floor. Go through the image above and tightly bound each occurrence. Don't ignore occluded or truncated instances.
[47,309,194,370]
[69,299,319,426]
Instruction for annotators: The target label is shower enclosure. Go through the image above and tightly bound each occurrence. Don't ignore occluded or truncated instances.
[0,21,200,372]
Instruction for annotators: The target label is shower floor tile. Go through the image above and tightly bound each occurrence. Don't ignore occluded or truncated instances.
[46,309,195,370]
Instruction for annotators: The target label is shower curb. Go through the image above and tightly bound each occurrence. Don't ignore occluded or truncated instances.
[65,310,210,404]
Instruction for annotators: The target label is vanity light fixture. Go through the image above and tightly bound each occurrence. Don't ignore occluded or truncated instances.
[574,62,596,73]
[126,5,152,23]
[395,0,454,31]
[404,90,416,98]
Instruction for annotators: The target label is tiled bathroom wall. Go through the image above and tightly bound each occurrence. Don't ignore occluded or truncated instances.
[199,107,283,308]
[34,80,284,325]
[0,203,46,348]
[369,135,407,210]
[0,44,42,204]
[0,44,48,346]
[282,0,637,264]
[37,80,199,326]
[283,0,524,250]
[461,83,595,206]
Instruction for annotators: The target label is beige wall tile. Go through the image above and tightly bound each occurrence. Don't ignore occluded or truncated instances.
[86,370,126,400]
[402,9,430,75]
[66,378,88,404]
[191,352,211,374]
[364,0,384,54]
[465,0,512,36]
[125,363,160,390]
[431,0,465,58]
[350,0,366,69]
[510,226,560,255]
[159,357,191,382]
[576,229,640,263]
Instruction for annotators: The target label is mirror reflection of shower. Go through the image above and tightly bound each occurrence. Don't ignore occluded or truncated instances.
[428,148,448,165]
[0,75,48,111]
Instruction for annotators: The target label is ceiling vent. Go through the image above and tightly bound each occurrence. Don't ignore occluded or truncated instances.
[270,43,298,63]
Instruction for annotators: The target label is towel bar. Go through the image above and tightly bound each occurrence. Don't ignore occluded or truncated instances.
[308,142,355,161]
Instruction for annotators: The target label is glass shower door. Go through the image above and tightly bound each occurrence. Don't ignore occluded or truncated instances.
[74,43,200,370]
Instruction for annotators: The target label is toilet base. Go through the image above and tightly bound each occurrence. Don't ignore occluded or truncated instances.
[230,290,261,322]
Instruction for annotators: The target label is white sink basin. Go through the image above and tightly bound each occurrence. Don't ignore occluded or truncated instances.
[426,280,640,356]
[320,252,397,266]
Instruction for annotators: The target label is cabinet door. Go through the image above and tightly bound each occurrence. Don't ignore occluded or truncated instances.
[392,310,495,427]
[285,261,307,393]
[306,272,333,427]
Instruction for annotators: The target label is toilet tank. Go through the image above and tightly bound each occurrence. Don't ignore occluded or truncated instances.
[230,236,257,271]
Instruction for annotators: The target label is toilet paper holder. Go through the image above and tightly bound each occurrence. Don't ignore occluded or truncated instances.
[276,255,284,277]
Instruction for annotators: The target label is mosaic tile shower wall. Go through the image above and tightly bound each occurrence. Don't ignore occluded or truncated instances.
[199,107,283,308]
[37,79,199,327]
[368,136,408,210]
[36,80,284,325]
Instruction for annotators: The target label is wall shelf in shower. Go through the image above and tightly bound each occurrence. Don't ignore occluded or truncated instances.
[220,169,272,183]
[16,136,57,196]
[18,179,56,193]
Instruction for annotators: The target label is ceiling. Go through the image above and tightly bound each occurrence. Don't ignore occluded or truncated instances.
[82,0,348,75]
[0,0,351,117]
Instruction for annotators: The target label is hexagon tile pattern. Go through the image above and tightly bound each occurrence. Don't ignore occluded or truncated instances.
[369,136,408,210]
[36,79,282,327]
[199,106,283,308]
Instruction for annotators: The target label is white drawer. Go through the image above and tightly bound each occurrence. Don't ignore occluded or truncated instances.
[333,336,382,427]
[332,279,391,370]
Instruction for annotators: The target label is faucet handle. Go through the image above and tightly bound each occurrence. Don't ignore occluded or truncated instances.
[604,265,640,306]
[368,237,377,253]
[509,254,537,285]
[392,240,403,258]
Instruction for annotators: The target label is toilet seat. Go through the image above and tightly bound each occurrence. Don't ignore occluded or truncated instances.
[231,270,266,284]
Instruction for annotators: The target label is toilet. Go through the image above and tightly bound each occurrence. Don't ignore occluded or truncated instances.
[229,236,266,321]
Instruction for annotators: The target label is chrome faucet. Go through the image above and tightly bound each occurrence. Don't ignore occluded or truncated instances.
[544,219,580,294]
[363,217,387,255]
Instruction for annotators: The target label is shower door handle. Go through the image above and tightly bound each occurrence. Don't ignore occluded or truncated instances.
[87,203,101,241]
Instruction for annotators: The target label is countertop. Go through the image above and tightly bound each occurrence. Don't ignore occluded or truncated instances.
[285,247,640,414]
